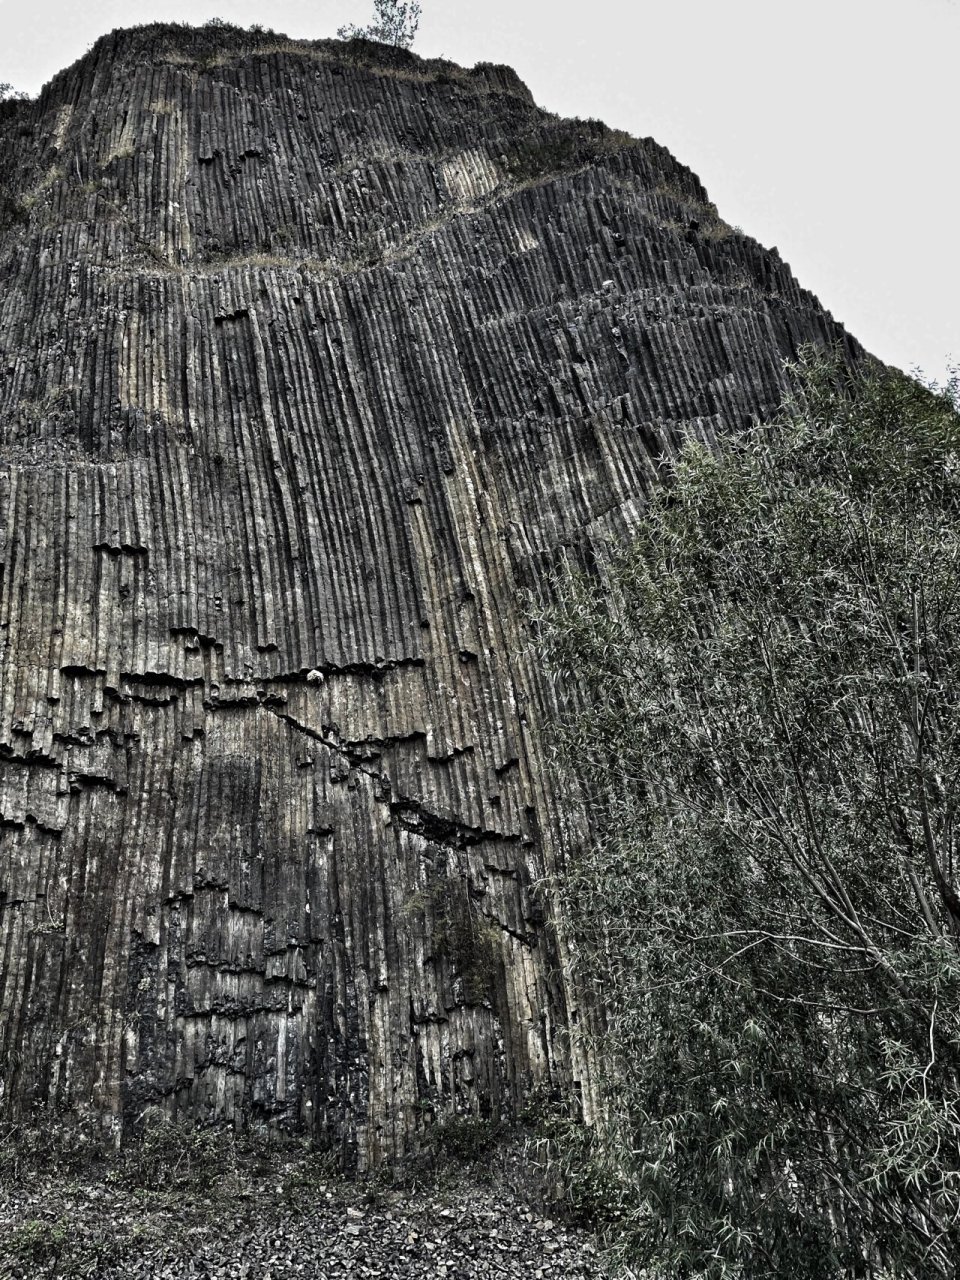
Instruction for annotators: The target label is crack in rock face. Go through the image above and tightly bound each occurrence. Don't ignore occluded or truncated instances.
[0,23,864,1166]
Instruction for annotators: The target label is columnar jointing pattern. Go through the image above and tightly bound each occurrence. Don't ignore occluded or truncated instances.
[0,25,862,1166]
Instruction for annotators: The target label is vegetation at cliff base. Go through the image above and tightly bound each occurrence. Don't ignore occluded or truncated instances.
[540,353,960,1278]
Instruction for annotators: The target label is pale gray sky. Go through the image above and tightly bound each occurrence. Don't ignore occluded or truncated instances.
[1,0,957,384]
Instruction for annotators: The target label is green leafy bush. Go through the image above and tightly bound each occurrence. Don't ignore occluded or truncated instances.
[540,352,960,1278]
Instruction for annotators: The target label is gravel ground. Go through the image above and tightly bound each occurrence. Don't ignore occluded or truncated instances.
[0,1142,610,1279]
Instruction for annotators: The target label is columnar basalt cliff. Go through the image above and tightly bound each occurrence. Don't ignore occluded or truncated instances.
[0,24,862,1166]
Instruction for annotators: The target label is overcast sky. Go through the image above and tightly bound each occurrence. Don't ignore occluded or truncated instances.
[1,0,957,385]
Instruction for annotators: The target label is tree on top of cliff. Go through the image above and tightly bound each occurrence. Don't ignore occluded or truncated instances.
[337,0,421,48]
[541,352,960,1277]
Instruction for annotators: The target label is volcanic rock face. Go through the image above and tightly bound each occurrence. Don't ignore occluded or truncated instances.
[0,25,861,1165]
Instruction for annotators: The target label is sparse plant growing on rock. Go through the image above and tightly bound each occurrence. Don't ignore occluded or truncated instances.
[338,0,421,49]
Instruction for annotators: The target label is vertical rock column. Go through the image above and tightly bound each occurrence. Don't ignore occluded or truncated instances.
[0,25,863,1164]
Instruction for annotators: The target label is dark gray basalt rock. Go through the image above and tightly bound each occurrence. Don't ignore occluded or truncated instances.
[0,22,863,1166]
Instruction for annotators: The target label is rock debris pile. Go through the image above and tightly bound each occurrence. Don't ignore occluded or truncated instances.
[0,1145,604,1279]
